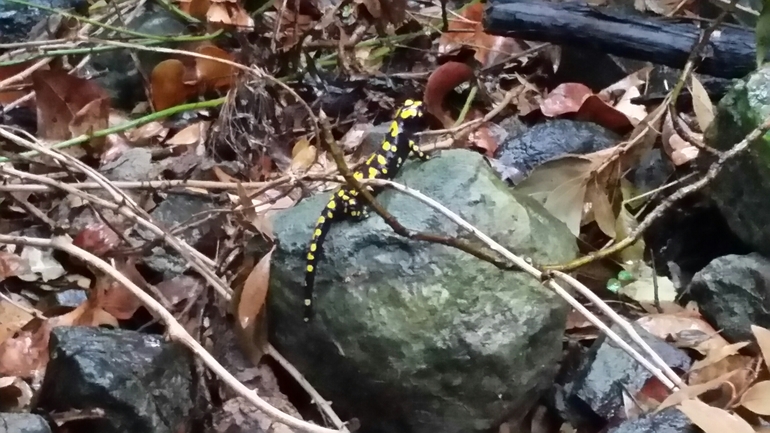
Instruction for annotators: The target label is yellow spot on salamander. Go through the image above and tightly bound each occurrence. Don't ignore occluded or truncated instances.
[404,99,414,106]
[307,253,315,260]
[327,200,336,209]
[314,229,322,238]
[377,154,387,166]
[307,265,314,272]
[317,216,325,224]
[382,141,391,152]
[342,194,350,201]
[382,168,388,174]
[304,299,312,306]
[366,154,375,165]
[327,211,334,218]
[389,121,399,136]
[354,172,364,180]
[338,190,345,197]
[400,107,417,119]
[310,243,317,252]
[350,189,358,196]
[368,167,379,178]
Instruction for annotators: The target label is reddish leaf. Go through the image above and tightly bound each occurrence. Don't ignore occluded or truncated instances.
[73,223,121,256]
[151,60,193,111]
[424,62,474,128]
[32,70,110,141]
[540,83,593,117]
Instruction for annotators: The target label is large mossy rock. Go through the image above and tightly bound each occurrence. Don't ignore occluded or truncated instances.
[705,65,770,254]
[268,149,577,433]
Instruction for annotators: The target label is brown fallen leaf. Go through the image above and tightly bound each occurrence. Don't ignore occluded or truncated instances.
[678,399,754,433]
[235,247,274,365]
[657,370,738,411]
[691,342,750,371]
[740,380,770,415]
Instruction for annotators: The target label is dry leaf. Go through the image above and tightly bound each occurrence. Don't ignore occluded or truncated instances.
[235,247,275,365]
[657,370,737,411]
[690,75,714,131]
[691,342,750,371]
[740,380,770,415]
[751,325,770,371]
[585,181,616,238]
[678,399,754,433]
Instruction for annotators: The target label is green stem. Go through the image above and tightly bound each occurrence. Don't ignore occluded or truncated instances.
[0,33,222,67]
[0,97,226,163]
[6,0,199,41]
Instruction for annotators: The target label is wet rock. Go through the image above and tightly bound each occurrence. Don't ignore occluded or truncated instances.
[704,64,770,255]
[493,119,620,183]
[36,327,195,433]
[0,413,51,433]
[685,253,770,343]
[269,149,577,433]
[0,0,77,46]
[564,323,691,427]
[137,194,221,278]
[606,407,695,433]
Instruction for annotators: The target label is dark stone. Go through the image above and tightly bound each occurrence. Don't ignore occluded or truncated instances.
[0,0,78,46]
[704,64,770,255]
[493,119,620,184]
[0,413,51,433]
[268,149,578,433]
[566,323,691,426]
[39,288,88,310]
[606,408,695,433]
[36,327,195,433]
[137,194,220,277]
[685,253,770,344]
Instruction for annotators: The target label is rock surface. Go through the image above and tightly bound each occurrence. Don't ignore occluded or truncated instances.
[564,323,691,425]
[36,327,195,433]
[268,149,578,433]
[686,253,770,343]
[493,119,620,183]
[0,413,51,433]
[705,64,770,255]
[606,408,695,433]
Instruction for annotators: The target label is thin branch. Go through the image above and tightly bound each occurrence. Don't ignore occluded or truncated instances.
[0,234,340,433]
[363,178,684,390]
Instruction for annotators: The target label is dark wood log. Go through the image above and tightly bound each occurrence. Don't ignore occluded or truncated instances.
[483,0,760,79]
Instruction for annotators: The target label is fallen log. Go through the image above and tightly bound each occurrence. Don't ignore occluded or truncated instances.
[483,0,760,79]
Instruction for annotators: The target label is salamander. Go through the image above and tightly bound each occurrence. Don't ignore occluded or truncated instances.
[302,99,429,321]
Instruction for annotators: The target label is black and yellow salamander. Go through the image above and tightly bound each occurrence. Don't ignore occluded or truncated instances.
[302,99,429,322]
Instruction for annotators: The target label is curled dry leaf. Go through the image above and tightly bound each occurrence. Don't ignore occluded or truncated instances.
[235,247,275,365]
[636,313,729,355]
[740,380,770,415]
[151,59,193,111]
[195,45,237,91]
[423,62,474,128]
[678,399,754,433]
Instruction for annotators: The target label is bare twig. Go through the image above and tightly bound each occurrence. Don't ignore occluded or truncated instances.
[362,178,684,390]
[0,234,341,433]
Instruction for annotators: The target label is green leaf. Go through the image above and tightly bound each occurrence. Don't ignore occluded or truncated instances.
[617,270,635,283]
[607,278,622,293]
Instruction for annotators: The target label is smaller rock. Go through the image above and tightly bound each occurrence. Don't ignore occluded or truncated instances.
[0,413,51,433]
[686,253,770,344]
[493,119,620,183]
[566,323,691,425]
[36,327,195,433]
[606,408,695,433]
